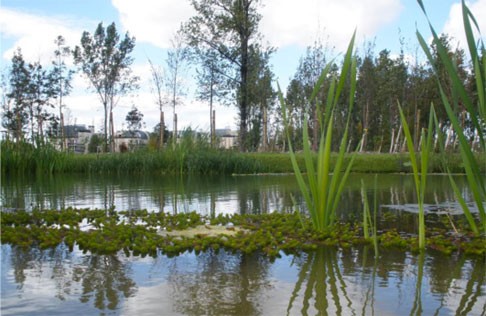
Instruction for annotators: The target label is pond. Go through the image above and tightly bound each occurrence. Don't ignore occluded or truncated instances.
[1,173,485,315]
[1,245,484,315]
[0,173,479,218]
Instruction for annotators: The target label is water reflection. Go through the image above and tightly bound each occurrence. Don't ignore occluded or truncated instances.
[286,248,355,315]
[1,245,137,315]
[1,173,477,220]
[2,244,484,315]
[166,251,271,315]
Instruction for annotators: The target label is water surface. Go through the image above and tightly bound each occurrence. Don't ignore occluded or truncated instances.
[1,244,484,315]
[1,173,476,218]
[2,173,484,315]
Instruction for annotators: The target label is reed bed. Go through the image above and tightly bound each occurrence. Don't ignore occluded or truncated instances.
[2,140,483,175]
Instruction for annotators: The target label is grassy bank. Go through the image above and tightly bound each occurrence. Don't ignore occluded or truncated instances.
[240,152,484,174]
[2,141,484,175]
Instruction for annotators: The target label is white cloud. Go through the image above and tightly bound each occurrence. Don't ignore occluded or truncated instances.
[111,0,195,48]
[0,8,87,64]
[442,0,486,51]
[111,0,402,51]
[260,0,403,49]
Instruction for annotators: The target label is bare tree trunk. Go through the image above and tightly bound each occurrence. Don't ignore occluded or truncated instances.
[362,100,369,151]
[110,111,115,152]
[390,128,395,153]
[346,138,353,153]
[103,101,109,152]
[38,115,44,146]
[445,124,453,150]
[159,111,164,149]
[212,110,216,147]
[418,129,423,150]
[60,112,66,151]
[414,109,421,151]
[377,135,383,153]
[312,108,318,151]
[394,124,403,153]
[173,113,177,146]
[360,129,367,153]
[262,107,268,151]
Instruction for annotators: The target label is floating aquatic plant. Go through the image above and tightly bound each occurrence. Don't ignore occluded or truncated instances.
[1,209,484,257]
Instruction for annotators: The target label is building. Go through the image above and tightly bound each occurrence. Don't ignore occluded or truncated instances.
[63,125,93,154]
[114,130,149,152]
[215,128,238,149]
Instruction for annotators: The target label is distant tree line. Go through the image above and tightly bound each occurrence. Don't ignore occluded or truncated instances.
[2,0,483,153]
[283,33,482,153]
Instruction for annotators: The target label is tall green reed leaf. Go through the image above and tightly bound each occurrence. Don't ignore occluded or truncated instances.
[416,0,486,235]
[398,104,436,249]
[279,31,358,231]
[361,176,379,257]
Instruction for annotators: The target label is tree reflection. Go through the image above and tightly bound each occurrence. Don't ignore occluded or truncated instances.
[74,254,137,311]
[5,245,137,312]
[287,247,356,315]
[3,243,485,314]
[167,250,271,315]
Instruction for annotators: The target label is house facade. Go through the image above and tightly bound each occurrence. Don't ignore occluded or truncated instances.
[114,130,149,152]
[215,128,238,149]
[62,125,94,154]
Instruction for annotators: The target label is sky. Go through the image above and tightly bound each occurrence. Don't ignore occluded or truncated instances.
[1,0,485,133]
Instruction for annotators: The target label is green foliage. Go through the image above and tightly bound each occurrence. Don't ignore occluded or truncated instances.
[1,140,68,175]
[398,103,437,250]
[417,0,486,235]
[2,48,58,145]
[87,134,103,153]
[182,0,268,151]
[125,105,144,132]
[280,32,359,232]
[73,22,139,152]
[2,208,484,257]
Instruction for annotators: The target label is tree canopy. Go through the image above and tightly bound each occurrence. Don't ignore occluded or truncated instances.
[73,22,138,152]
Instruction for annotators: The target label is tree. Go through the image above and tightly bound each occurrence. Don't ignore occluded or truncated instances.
[283,78,307,151]
[2,49,30,143]
[246,47,275,151]
[182,0,263,151]
[27,61,55,146]
[3,48,58,146]
[354,49,408,152]
[287,39,334,150]
[125,105,144,132]
[49,35,74,151]
[354,44,376,151]
[164,33,188,146]
[430,34,468,121]
[148,58,165,149]
[73,22,139,152]
[193,49,230,146]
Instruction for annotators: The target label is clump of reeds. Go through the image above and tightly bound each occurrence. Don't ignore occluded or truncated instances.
[417,0,485,236]
[280,31,359,232]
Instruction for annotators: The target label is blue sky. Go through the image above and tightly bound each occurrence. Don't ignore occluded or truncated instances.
[1,0,485,132]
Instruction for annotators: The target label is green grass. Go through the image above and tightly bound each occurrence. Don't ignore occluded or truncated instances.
[2,140,483,175]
